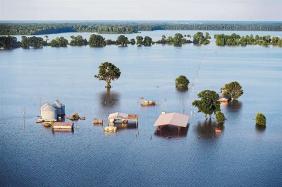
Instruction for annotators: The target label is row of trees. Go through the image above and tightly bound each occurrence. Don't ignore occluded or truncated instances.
[0,32,210,49]
[1,22,282,35]
[2,33,282,49]
[215,34,282,47]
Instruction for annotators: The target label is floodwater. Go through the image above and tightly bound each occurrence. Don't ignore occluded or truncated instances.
[1,31,282,186]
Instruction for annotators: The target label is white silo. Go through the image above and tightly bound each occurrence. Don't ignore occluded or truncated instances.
[40,103,57,122]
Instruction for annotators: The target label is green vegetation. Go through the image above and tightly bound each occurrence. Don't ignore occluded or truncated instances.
[116,35,129,47]
[89,34,106,47]
[70,35,88,46]
[256,113,266,127]
[192,90,220,119]
[221,81,243,101]
[156,33,191,46]
[215,34,282,47]
[95,62,121,89]
[136,36,143,46]
[193,32,211,45]
[1,21,282,35]
[0,36,20,49]
[49,37,68,47]
[21,36,47,49]
[135,36,153,46]
[175,75,189,90]
[215,111,226,124]
[130,39,136,45]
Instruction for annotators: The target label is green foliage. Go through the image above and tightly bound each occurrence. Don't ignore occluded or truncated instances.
[192,90,220,118]
[215,111,226,124]
[70,35,87,46]
[0,36,20,49]
[1,22,282,36]
[143,36,153,46]
[193,32,211,45]
[21,36,46,49]
[89,34,106,47]
[136,36,143,46]
[130,39,136,45]
[49,37,68,47]
[116,35,129,47]
[95,62,121,89]
[175,75,189,90]
[155,33,191,46]
[215,33,282,47]
[221,81,243,101]
[256,113,266,127]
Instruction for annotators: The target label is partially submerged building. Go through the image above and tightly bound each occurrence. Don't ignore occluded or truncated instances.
[40,100,65,122]
[154,112,189,136]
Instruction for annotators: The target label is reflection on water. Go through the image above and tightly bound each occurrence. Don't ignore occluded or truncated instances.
[256,125,266,134]
[195,120,224,139]
[154,125,188,138]
[99,90,120,108]
[226,100,243,113]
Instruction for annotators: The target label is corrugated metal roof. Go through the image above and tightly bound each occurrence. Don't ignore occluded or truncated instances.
[154,113,189,128]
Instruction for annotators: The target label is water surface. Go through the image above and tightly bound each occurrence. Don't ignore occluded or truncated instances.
[1,31,282,186]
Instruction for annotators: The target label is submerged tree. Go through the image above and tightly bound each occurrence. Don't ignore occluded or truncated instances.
[116,35,129,47]
[136,36,143,46]
[95,62,121,89]
[89,34,106,47]
[175,75,189,90]
[221,81,243,101]
[256,113,266,127]
[215,111,226,124]
[192,90,220,119]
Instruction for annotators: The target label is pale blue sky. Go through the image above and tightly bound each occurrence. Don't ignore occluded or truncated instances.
[1,0,282,20]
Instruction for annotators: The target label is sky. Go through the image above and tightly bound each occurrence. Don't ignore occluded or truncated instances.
[1,0,282,21]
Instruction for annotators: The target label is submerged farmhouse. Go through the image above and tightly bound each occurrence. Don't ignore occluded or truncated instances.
[40,100,65,122]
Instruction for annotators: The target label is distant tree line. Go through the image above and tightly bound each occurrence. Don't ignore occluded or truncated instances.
[1,32,282,50]
[1,21,282,35]
[215,33,282,47]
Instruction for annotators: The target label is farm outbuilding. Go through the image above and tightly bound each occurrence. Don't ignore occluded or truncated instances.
[40,100,66,122]
[40,103,57,122]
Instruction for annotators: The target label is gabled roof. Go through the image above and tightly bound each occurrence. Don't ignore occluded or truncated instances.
[154,113,189,128]
[108,112,129,120]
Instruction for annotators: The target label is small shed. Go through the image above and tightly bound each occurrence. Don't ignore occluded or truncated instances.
[154,113,189,134]
[40,103,57,122]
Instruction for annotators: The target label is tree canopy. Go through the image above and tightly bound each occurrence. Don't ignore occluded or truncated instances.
[49,37,68,47]
[95,62,121,89]
[116,35,129,47]
[70,35,88,46]
[221,81,243,101]
[256,113,266,127]
[175,75,189,90]
[89,34,106,47]
[192,90,220,118]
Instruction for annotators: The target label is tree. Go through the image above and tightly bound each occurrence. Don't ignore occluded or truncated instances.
[256,113,266,127]
[221,81,243,101]
[116,35,129,47]
[70,35,87,46]
[192,90,220,119]
[175,75,189,90]
[143,36,153,46]
[130,38,136,45]
[215,111,225,124]
[89,34,106,47]
[49,37,68,47]
[95,62,121,89]
[136,36,143,46]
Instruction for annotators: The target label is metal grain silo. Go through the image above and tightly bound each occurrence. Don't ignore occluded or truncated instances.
[40,103,57,122]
